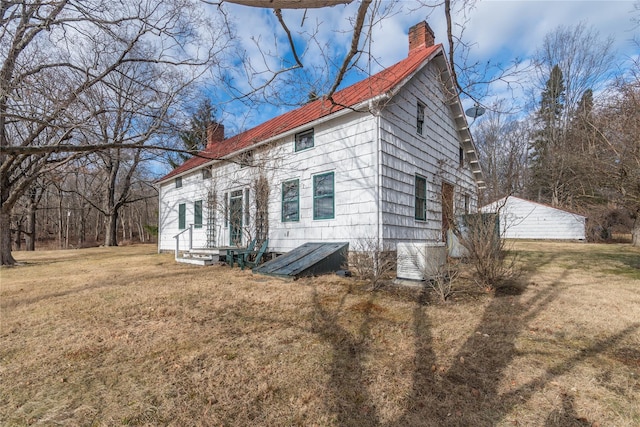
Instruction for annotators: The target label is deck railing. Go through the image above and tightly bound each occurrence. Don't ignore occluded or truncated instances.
[173,224,193,259]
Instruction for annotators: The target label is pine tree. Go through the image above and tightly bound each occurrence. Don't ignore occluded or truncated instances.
[528,64,566,206]
[169,99,218,169]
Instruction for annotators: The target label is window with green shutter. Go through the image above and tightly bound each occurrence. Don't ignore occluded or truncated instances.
[415,175,427,221]
[282,179,299,222]
[295,129,314,152]
[313,172,334,220]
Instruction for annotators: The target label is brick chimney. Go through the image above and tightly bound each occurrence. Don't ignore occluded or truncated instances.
[206,122,224,147]
[408,21,435,54]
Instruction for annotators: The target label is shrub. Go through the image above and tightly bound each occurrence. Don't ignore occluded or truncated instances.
[455,213,519,289]
[349,237,396,290]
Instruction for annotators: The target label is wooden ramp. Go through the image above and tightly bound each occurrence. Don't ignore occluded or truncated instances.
[253,242,349,278]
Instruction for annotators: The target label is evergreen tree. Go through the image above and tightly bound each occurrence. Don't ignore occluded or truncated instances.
[168,99,218,169]
[574,88,593,120]
[528,64,567,205]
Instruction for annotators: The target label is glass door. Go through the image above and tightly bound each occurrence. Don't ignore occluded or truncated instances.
[229,190,243,245]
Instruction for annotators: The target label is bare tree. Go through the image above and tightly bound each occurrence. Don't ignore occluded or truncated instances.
[534,22,615,120]
[594,58,640,245]
[0,0,229,264]
[523,22,617,209]
[473,101,529,204]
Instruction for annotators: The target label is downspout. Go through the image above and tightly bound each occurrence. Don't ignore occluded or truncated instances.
[157,184,161,253]
[372,101,383,250]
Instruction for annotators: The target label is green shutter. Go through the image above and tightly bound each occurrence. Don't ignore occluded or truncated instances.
[194,200,202,228]
[178,203,186,229]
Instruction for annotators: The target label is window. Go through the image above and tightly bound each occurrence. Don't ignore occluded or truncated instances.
[282,179,299,222]
[229,190,243,245]
[194,200,203,228]
[313,172,334,220]
[202,168,211,179]
[464,194,470,215]
[416,101,425,135]
[175,177,182,188]
[224,193,228,227]
[239,151,253,168]
[295,129,314,152]
[178,203,186,229]
[415,175,427,221]
[459,146,464,167]
[244,188,250,226]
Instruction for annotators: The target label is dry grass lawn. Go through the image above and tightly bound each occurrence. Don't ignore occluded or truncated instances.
[1,242,639,426]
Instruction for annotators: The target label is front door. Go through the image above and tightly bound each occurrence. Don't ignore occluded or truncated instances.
[229,190,243,245]
[441,182,454,242]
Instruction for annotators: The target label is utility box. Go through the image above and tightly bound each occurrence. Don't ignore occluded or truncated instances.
[396,242,446,281]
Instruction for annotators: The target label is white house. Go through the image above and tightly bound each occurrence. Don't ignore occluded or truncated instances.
[481,196,587,240]
[156,22,485,256]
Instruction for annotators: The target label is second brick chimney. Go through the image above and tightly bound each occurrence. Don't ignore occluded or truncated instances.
[408,21,435,54]
[206,122,225,147]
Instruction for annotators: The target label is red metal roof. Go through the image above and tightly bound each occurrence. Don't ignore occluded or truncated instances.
[159,44,442,183]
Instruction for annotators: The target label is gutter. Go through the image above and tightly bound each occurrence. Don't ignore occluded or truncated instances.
[156,93,392,185]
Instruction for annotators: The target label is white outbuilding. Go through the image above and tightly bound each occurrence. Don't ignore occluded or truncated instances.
[481,196,586,240]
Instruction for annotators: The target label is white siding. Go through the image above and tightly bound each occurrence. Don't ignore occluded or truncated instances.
[378,60,478,246]
[158,112,379,253]
[481,197,586,240]
[158,59,481,254]
[158,170,214,251]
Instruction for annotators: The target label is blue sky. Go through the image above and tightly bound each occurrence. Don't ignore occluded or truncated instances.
[203,0,638,136]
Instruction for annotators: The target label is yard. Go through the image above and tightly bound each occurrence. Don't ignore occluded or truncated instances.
[1,242,639,426]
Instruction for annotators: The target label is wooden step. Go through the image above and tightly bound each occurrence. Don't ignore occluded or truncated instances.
[176,256,215,266]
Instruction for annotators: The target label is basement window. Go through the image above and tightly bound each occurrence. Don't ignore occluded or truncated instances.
[295,129,314,152]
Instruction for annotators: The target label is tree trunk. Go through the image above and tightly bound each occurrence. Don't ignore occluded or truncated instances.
[26,196,37,251]
[14,217,22,249]
[58,191,64,248]
[632,214,640,247]
[0,210,16,265]
[105,211,119,246]
[79,205,86,247]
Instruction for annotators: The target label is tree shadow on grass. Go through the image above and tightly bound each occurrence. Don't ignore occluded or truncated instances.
[310,265,639,426]
[310,283,381,426]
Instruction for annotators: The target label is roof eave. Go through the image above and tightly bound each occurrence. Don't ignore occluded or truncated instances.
[431,52,486,188]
